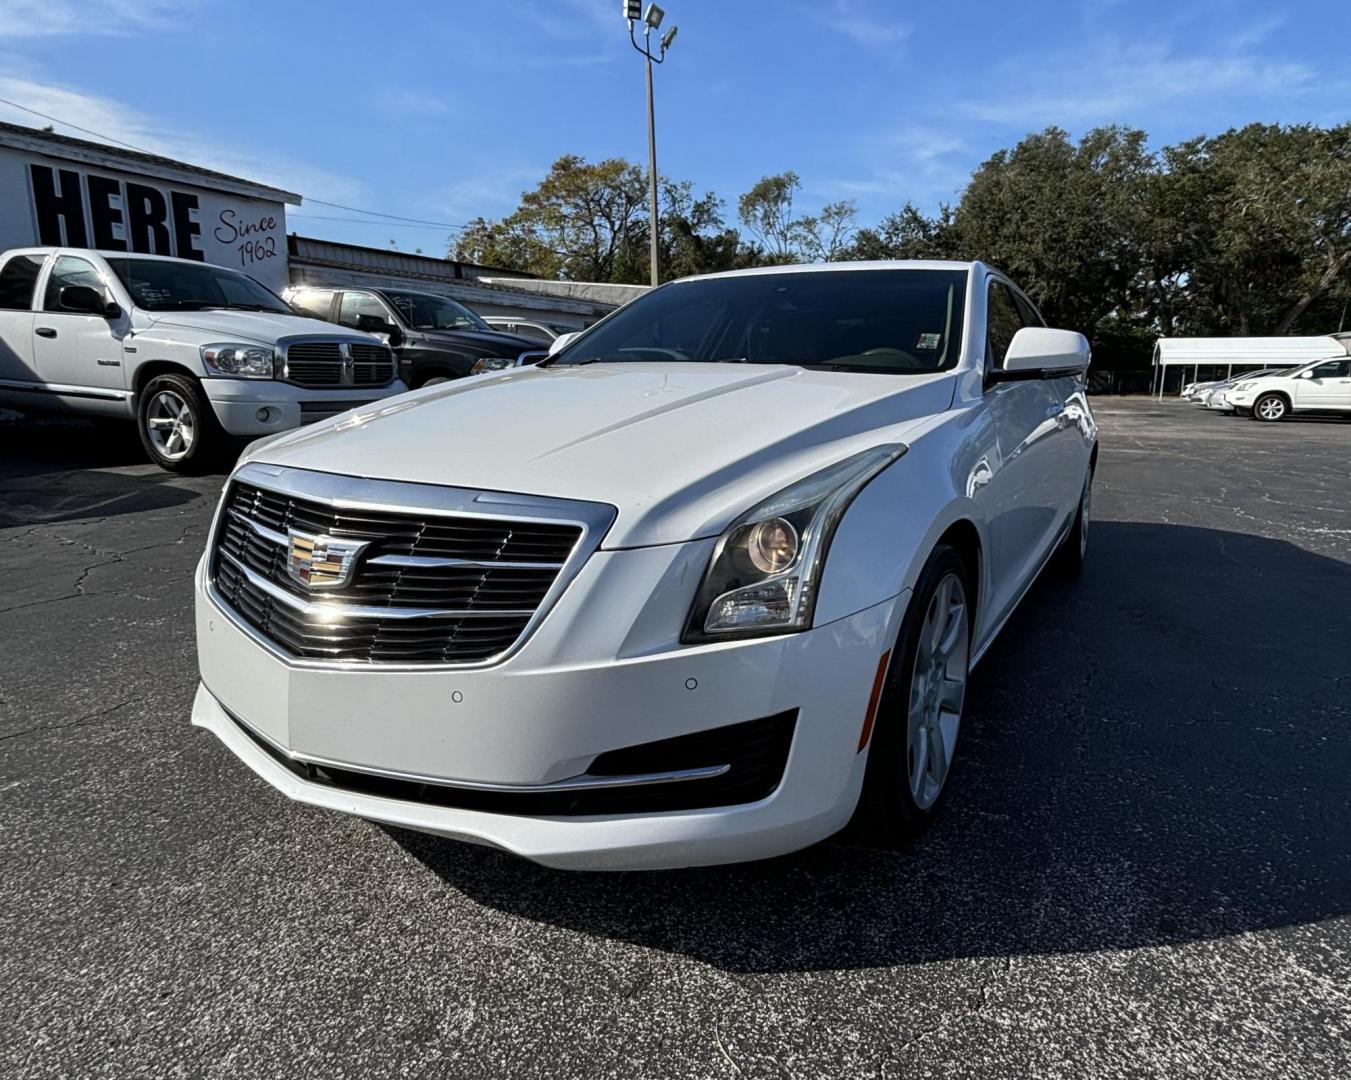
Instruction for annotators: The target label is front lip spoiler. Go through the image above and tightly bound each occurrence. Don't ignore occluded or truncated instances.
[225,706,731,793]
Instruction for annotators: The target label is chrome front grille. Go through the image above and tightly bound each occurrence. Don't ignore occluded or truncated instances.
[283,339,396,389]
[208,467,612,665]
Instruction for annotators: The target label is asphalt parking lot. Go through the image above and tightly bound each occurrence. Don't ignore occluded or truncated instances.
[1,398,1348,1079]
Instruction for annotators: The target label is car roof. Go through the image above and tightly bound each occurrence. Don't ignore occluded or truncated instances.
[680,259,981,284]
[8,247,244,268]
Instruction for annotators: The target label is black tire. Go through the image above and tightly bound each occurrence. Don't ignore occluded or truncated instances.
[411,367,459,390]
[135,373,223,472]
[1252,393,1289,422]
[852,544,972,844]
[1053,467,1093,574]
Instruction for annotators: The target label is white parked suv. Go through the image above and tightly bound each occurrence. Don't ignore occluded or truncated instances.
[0,247,406,470]
[192,260,1098,869]
[1224,357,1351,420]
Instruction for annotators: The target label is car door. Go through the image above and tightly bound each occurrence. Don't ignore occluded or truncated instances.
[31,254,131,393]
[979,277,1067,625]
[1292,359,1351,411]
[0,252,45,386]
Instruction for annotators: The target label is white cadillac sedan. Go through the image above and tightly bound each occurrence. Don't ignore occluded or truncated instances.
[192,261,1098,870]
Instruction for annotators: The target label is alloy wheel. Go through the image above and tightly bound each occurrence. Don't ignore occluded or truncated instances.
[145,389,195,461]
[1257,396,1286,421]
[907,572,969,810]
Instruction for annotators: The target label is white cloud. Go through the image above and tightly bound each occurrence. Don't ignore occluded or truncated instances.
[0,74,367,205]
[424,165,550,225]
[959,30,1317,127]
[373,88,451,118]
[813,0,910,50]
[810,126,973,211]
[0,0,188,38]
[518,0,623,42]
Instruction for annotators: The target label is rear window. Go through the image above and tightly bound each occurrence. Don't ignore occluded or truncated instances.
[0,254,44,311]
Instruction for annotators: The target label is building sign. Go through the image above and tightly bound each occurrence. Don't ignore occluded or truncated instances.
[0,145,290,292]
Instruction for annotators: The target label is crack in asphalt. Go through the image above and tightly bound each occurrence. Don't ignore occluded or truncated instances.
[0,699,136,743]
[0,522,204,616]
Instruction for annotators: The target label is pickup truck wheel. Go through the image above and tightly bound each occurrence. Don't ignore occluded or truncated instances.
[414,373,454,389]
[853,545,970,843]
[136,373,221,472]
[1253,393,1288,421]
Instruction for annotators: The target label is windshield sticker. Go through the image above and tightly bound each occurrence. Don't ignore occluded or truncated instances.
[915,332,942,351]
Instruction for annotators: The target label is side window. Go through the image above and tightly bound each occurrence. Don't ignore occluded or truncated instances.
[289,288,335,319]
[1012,291,1044,328]
[1311,360,1350,379]
[43,256,105,312]
[0,254,45,311]
[986,282,1025,370]
[338,291,390,329]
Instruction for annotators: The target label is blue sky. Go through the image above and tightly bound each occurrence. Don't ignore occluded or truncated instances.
[1,0,1346,255]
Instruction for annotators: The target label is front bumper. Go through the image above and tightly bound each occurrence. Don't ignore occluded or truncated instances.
[193,550,906,870]
[202,378,409,437]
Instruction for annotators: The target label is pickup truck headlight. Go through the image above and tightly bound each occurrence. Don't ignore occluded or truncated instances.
[470,357,516,375]
[201,343,277,379]
[684,444,906,641]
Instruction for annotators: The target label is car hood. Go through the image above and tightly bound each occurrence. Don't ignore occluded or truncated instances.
[415,328,540,356]
[241,363,956,547]
[138,309,377,346]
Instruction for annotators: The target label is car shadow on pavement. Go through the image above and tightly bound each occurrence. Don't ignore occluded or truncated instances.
[389,520,1351,973]
[0,415,212,528]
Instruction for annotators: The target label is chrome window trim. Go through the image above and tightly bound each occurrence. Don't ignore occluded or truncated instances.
[206,461,617,671]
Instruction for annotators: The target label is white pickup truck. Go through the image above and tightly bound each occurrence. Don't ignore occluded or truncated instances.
[0,247,406,470]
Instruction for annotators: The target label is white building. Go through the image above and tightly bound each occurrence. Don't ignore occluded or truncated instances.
[0,121,638,328]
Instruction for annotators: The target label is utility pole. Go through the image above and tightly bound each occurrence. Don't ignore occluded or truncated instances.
[624,3,678,287]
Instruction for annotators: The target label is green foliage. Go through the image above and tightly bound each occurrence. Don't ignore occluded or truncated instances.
[737,172,858,262]
[454,125,1351,364]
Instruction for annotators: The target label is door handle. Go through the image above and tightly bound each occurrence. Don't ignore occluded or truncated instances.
[35,327,57,339]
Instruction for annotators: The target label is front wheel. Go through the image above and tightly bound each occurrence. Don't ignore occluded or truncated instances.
[136,373,222,472]
[853,545,971,842]
[1252,393,1288,422]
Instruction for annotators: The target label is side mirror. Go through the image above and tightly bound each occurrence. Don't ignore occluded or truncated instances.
[1299,370,1314,379]
[60,284,112,316]
[547,330,580,357]
[993,327,1091,382]
[356,313,404,347]
[516,349,548,367]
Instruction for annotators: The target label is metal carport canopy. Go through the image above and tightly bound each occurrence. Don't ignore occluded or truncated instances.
[1152,336,1346,398]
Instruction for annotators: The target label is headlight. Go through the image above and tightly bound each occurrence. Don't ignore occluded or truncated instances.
[201,343,276,378]
[684,444,906,641]
[470,356,516,375]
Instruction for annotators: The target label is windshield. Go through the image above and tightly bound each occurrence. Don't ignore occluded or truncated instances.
[107,258,290,313]
[385,292,489,331]
[551,269,968,374]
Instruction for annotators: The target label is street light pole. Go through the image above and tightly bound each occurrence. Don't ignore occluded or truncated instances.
[644,46,659,288]
[625,3,677,288]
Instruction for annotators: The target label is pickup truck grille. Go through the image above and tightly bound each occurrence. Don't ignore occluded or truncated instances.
[210,480,583,664]
[283,340,396,389]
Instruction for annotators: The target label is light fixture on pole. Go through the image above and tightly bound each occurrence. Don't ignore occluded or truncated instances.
[625,2,678,287]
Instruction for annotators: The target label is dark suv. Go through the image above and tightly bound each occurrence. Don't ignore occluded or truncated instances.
[286,285,539,388]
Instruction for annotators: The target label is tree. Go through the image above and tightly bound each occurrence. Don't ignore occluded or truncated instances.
[453,155,648,281]
[737,171,857,263]
[954,126,1155,337]
[454,156,747,283]
[1160,124,1351,335]
[847,203,961,261]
